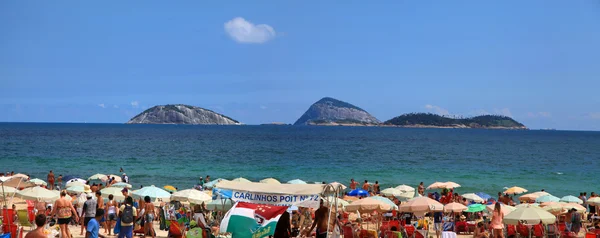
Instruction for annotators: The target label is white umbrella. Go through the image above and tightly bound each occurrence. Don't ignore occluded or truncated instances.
[88,174,108,181]
[444,202,468,213]
[17,186,60,202]
[286,179,307,185]
[515,203,540,209]
[399,196,444,216]
[587,197,600,206]
[503,206,556,225]
[231,177,251,183]
[29,178,47,186]
[100,187,125,202]
[346,197,392,213]
[328,182,347,190]
[486,203,517,216]
[462,193,484,203]
[395,185,415,193]
[259,178,280,184]
[66,181,86,188]
[442,182,461,189]
[131,185,171,200]
[171,189,212,204]
[559,195,583,204]
[0,186,18,196]
[321,196,350,208]
[427,182,446,190]
[381,188,402,197]
[66,186,86,194]
[519,192,550,202]
[0,176,35,188]
[111,182,132,189]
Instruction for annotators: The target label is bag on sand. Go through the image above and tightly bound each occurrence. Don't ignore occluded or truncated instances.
[114,217,121,234]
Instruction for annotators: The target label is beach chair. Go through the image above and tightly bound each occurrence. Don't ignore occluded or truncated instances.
[455,221,467,234]
[403,225,415,238]
[506,224,517,238]
[343,225,355,238]
[516,224,529,238]
[585,232,596,238]
[532,224,544,238]
[558,222,566,233]
[389,220,400,231]
[15,210,33,231]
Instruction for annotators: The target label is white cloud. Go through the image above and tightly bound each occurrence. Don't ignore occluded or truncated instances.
[260,105,267,110]
[97,103,106,108]
[224,17,276,44]
[113,105,119,108]
[130,101,139,108]
[493,108,513,117]
[424,104,450,116]
[589,112,600,119]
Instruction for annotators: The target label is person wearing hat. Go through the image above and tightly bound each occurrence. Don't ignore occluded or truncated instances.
[80,193,97,236]
[121,173,129,184]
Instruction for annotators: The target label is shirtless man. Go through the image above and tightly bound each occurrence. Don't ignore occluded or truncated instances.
[57,175,63,188]
[418,182,425,196]
[373,181,380,195]
[307,200,329,238]
[349,179,358,190]
[47,170,55,190]
[95,191,107,234]
[362,180,370,191]
[25,214,47,238]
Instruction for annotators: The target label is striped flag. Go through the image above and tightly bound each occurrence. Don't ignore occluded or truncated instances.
[220,202,288,238]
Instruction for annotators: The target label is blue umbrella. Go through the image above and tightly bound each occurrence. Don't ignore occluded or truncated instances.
[475,192,492,201]
[347,189,369,197]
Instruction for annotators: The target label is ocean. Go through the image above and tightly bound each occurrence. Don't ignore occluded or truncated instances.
[1,123,598,198]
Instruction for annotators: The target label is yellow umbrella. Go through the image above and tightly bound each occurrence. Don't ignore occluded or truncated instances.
[163,185,177,192]
[504,186,528,195]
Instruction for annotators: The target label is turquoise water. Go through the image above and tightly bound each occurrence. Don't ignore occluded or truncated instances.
[1,123,599,198]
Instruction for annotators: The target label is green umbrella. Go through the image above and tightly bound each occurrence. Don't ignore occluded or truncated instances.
[465,204,487,213]
[29,178,47,186]
[66,185,85,194]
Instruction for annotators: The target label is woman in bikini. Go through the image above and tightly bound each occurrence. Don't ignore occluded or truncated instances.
[491,203,504,238]
[143,196,156,238]
[51,191,79,238]
[106,194,118,236]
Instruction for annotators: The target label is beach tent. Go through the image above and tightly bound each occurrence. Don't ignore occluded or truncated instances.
[503,206,556,225]
[17,186,59,202]
[216,181,324,209]
[462,193,485,203]
[171,189,212,204]
[444,202,468,213]
[259,178,281,184]
[132,185,170,200]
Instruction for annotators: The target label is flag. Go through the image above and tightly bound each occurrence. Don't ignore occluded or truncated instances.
[220,202,288,238]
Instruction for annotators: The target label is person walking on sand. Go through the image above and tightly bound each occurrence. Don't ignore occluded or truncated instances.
[95,191,108,234]
[47,170,55,190]
[119,196,138,238]
[51,191,79,238]
[142,196,156,238]
[81,193,97,236]
[491,202,504,238]
[87,208,107,238]
[306,200,329,238]
[25,214,48,238]
[106,194,118,236]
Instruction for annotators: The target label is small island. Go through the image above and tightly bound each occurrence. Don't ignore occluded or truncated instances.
[294,97,380,126]
[127,104,240,125]
[383,113,527,129]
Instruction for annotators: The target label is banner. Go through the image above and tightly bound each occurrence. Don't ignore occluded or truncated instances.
[220,202,288,238]
[231,191,321,208]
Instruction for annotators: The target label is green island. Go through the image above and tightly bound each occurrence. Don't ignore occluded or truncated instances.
[383,113,527,129]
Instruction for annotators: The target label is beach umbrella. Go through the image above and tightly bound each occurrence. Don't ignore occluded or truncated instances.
[230,177,251,183]
[112,182,133,189]
[442,181,461,189]
[504,186,527,195]
[17,186,59,202]
[286,179,307,185]
[204,178,227,189]
[66,181,86,188]
[66,186,86,194]
[444,202,468,213]
[399,197,444,216]
[29,178,47,186]
[559,195,583,204]
[560,203,586,213]
[342,195,359,202]
[171,189,212,204]
[519,192,550,202]
[0,186,17,196]
[100,187,125,202]
[0,176,35,189]
[475,192,492,201]
[347,189,369,197]
[395,185,415,192]
[12,174,29,179]
[106,175,122,182]
[346,197,392,213]
[486,203,516,216]
[541,203,565,214]
[259,178,281,184]
[535,195,560,203]
[465,204,487,213]
[381,188,402,197]
[206,199,234,211]
[163,185,177,192]
[462,193,484,203]
[427,182,446,190]
[132,185,171,200]
[370,196,399,210]
[504,206,556,225]
[88,174,108,181]
[321,196,350,208]
[587,197,600,206]
[328,182,347,190]
[515,203,540,209]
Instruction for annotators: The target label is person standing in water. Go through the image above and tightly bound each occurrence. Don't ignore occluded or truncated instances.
[47,170,55,190]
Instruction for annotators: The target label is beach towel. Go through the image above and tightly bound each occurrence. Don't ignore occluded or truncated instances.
[114,217,121,234]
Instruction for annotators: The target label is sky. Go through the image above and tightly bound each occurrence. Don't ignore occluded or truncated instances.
[1,1,599,130]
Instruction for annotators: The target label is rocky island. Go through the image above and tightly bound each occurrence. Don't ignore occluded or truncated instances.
[294,97,380,126]
[383,113,527,129]
[127,104,240,125]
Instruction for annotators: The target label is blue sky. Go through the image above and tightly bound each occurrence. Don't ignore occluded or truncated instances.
[1,1,599,130]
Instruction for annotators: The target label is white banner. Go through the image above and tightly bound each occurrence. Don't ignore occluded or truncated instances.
[230,191,321,209]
